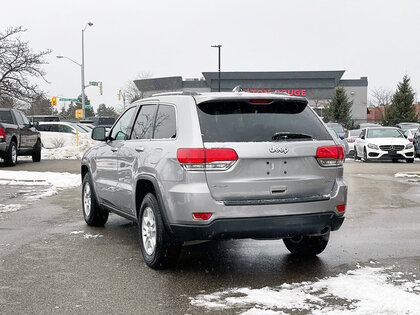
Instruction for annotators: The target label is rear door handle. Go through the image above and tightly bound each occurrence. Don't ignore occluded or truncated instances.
[135,147,144,152]
[111,147,118,152]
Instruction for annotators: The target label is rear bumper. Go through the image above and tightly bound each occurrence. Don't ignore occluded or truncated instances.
[170,212,344,241]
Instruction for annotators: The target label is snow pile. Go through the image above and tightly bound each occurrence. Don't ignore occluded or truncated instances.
[0,170,81,213]
[41,138,97,160]
[190,266,420,314]
[395,173,420,178]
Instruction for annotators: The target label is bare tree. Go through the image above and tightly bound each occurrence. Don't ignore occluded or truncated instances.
[0,26,51,104]
[370,87,393,107]
[122,72,153,104]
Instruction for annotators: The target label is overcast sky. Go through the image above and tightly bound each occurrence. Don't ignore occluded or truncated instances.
[1,0,419,111]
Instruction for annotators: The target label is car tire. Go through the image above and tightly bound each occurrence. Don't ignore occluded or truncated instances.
[138,193,181,269]
[4,141,18,166]
[406,158,414,163]
[363,148,369,163]
[354,149,359,161]
[283,232,330,256]
[82,173,109,226]
[32,139,41,162]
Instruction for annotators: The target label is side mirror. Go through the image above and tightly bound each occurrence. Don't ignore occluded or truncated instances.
[92,126,107,141]
[361,135,365,140]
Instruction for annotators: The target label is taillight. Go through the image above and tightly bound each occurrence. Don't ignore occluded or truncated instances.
[177,148,238,171]
[192,212,213,220]
[336,204,346,212]
[409,138,413,142]
[316,146,344,167]
[347,138,355,143]
[0,127,5,141]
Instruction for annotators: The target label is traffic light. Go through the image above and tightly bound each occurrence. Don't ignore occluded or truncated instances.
[51,97,57,107]
[99,82,103,95]
[117,91,121,101]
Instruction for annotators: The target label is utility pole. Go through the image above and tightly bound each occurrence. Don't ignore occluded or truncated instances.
[211,45,222,92]
[81,22,93,119]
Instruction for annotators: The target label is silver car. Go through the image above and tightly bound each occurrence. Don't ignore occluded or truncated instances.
[81,92,347,269]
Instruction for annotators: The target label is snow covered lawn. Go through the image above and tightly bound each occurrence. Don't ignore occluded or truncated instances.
[190,265,420,314]
[0,170,81,213]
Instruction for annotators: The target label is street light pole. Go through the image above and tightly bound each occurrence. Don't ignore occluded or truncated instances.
[211,45,222,92]
[81,22,93,119]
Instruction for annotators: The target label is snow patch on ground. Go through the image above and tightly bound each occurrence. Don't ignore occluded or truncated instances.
[395,172,420,178]
[190,266,420,314]
[0,204,25,213]
[0,170,81,213]
[70,231,103,239]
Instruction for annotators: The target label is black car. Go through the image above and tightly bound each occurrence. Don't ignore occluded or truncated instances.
[0,109,41,166]
[86,116,116,128]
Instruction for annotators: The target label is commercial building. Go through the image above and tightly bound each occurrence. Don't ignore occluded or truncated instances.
[134,70,368,123]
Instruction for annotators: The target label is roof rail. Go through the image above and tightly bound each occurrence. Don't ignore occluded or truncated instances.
[151,91,200,97]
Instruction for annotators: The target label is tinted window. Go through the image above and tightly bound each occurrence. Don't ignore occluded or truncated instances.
[19,112,31,125]
[98,117,116,126]
[58,124,75,133]
[153,105,176,139]
[110,106,136,140]
[0,111,14,124]
[39,124,59,132]
[132,105,157,140]
[196,101,332,142]
[14,111,25,126]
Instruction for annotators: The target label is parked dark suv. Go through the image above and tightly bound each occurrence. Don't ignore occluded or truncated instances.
[0,108,41,166]
[81,92,347,269]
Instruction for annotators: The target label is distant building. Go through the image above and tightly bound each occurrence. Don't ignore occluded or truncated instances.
[134,70,368,123]
[367,102,420,123]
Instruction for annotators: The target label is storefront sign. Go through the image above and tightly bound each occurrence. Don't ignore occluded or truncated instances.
[245,88,306,96]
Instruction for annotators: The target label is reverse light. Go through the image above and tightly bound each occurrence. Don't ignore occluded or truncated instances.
[336,204,346,212]
[193,212,213,220]
[316,146,344,167]
[177,148,238,171]
[0,127,5,141]
[367,143,379,150]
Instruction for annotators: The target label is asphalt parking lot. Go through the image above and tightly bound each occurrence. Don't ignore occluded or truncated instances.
[1,159,420,314]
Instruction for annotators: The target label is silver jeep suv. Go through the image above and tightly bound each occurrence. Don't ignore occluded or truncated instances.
[81,92,347,269]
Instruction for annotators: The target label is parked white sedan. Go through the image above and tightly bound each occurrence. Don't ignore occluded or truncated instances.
[37,122,91,148]
[354,127,415,163]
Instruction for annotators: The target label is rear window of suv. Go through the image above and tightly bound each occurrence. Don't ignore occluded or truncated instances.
[196,100,332,142]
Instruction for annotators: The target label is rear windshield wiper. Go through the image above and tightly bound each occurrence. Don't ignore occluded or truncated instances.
[272,132,313,141]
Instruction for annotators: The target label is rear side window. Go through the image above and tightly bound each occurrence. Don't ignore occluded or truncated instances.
[0,111,14,124]
[153,105,176,139]
[132,105,157,140]
[196,100,332,142]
